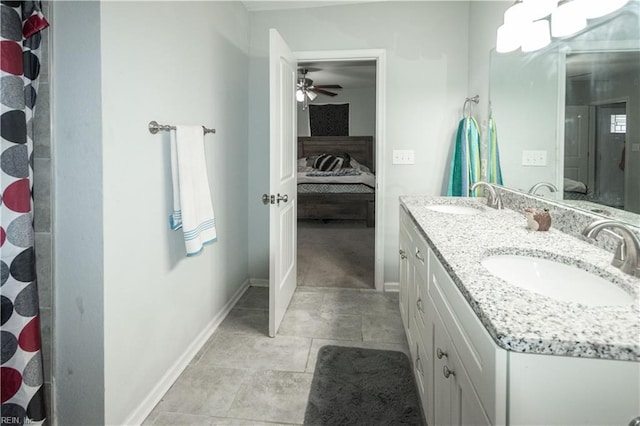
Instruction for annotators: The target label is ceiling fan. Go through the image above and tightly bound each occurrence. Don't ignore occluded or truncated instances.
[296,68,343,109]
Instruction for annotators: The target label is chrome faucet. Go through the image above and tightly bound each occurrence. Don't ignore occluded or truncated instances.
[528,182,558,195]
[470,181,503,210]
[582,219,640,277]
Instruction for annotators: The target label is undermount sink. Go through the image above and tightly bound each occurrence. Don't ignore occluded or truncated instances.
[481,255,634,307]
[426,205,479,215]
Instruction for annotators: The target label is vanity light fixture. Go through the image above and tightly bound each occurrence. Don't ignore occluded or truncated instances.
[551,0,587,37]
[497,0,631,53]
[496,23,522,53]
[574,0,630,19]
[523,0,558,20]
[496,0,529,53]
[522,20,552,52]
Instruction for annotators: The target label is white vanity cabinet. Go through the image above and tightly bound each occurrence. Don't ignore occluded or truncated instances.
[432,299,491,426]
[399,207,434,422]
[399,205,640,425]
[400,206,504,425]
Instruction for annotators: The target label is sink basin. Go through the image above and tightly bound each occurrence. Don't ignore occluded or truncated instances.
[481,255,634,307]
[426,205,479,215]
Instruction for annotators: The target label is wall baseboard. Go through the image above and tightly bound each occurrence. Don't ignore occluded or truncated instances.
[249,278,268,287]
[123,279,251,426]
[384,281,400,292]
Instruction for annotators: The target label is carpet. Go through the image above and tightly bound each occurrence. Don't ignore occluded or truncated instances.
[304,345,424,425]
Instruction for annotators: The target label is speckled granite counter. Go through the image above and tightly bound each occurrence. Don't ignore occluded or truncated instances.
[400,196,640,362]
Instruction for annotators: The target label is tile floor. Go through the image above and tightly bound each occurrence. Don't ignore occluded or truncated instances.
[143,286,408,425]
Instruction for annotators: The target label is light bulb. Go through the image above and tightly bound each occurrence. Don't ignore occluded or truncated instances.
[522,19,551,52]
[307,91,318,101]
[504,1,529,25]
[523,0,558,20]
[296,89,305,102]
[496,24,521,53]
[551,1,587,37]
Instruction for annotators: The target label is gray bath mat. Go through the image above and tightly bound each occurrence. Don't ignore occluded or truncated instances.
[304,345,424,425]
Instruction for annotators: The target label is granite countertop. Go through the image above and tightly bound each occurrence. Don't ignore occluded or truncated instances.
[400,196,640,362]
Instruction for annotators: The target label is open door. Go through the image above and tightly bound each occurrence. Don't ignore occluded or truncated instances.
[267,29,297,337]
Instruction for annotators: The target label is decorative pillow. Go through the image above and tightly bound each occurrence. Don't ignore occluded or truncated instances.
[313,154,344,171]
[335,152,352,169]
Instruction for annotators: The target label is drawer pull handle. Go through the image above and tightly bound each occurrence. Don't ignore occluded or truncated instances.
[415,250,425,262]
[416,298,424,312]
[436,347,447,359]
[629,416,640,426]
[399,249,407,260]
[443,365,455,379]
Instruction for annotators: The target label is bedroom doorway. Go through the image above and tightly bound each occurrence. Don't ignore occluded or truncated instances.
[293,50,385,291]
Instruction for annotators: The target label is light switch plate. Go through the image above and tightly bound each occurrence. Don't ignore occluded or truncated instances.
[522,150,547,166]
[392,150,415,165]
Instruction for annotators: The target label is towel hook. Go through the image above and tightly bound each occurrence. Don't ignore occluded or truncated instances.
[463,95,480,118]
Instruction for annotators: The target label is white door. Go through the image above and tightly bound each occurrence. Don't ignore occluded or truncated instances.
[564,105,590,184]
[268,29,297,337]
[594,102,626,208]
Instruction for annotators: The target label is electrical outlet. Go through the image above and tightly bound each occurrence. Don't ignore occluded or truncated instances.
[392,150,415,165]
[522,150,547,166]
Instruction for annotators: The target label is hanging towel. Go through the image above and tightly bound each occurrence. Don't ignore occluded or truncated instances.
[170,125,217,256]
[487,117,504,185]
[447,116,481,196]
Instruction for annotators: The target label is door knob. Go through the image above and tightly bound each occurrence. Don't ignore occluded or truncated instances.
[277,193,288,203]
[262,194,274,205]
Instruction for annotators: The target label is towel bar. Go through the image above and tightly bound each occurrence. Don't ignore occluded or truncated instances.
[148,120,216,135]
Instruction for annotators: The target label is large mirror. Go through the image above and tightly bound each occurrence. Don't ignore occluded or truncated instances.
[490,5,640,226]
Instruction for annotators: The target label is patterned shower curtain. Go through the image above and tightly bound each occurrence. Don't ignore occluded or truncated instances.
[1,1,49,425]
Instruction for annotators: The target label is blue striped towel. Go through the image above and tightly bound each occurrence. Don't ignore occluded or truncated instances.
[170,125,217,256]
[447,116,481,196]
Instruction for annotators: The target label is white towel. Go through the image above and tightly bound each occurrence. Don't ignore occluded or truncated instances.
[170,125,217,256]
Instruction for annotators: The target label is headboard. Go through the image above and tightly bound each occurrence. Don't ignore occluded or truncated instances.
[297,136,375,172]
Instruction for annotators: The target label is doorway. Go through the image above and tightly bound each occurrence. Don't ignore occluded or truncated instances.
[295,50,386,291]
[593,102,626,208]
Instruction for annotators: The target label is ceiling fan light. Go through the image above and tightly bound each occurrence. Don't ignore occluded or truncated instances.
[551,1,587,37]
[307,91,318,101]
[522,19,551,52]
[523,0,558,20]
[574,0,629,19]
[496,24,522,53]
[296,89,305,102]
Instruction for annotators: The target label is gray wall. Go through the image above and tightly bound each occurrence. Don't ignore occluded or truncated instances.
[51,1,250,424]
[52,1,105,424]
[33,1,53,420]
[247,1,506,282]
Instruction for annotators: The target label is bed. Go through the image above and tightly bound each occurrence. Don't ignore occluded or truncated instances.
[297,136,376,227]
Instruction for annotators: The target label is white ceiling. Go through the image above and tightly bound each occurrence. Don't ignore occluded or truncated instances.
[241,0,379,12]
[298,60,377,89]
[567,51,640,81]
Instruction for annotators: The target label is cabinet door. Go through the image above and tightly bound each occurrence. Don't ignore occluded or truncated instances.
[399,216,412,331]
[434,309,491,426]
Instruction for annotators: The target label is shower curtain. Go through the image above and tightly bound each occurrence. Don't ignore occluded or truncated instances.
[1,1,49,424]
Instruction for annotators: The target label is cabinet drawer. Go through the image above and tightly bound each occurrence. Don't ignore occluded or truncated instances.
[429,251,507,425]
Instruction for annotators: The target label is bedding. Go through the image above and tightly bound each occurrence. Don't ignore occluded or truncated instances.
[298,157,375,188]
[297,136,376,227]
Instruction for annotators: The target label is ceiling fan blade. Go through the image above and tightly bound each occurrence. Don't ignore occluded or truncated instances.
[314,84,343,89]
[311,88,339,97]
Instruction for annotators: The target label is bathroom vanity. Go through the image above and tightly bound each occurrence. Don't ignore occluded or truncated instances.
[399,196,640,425]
